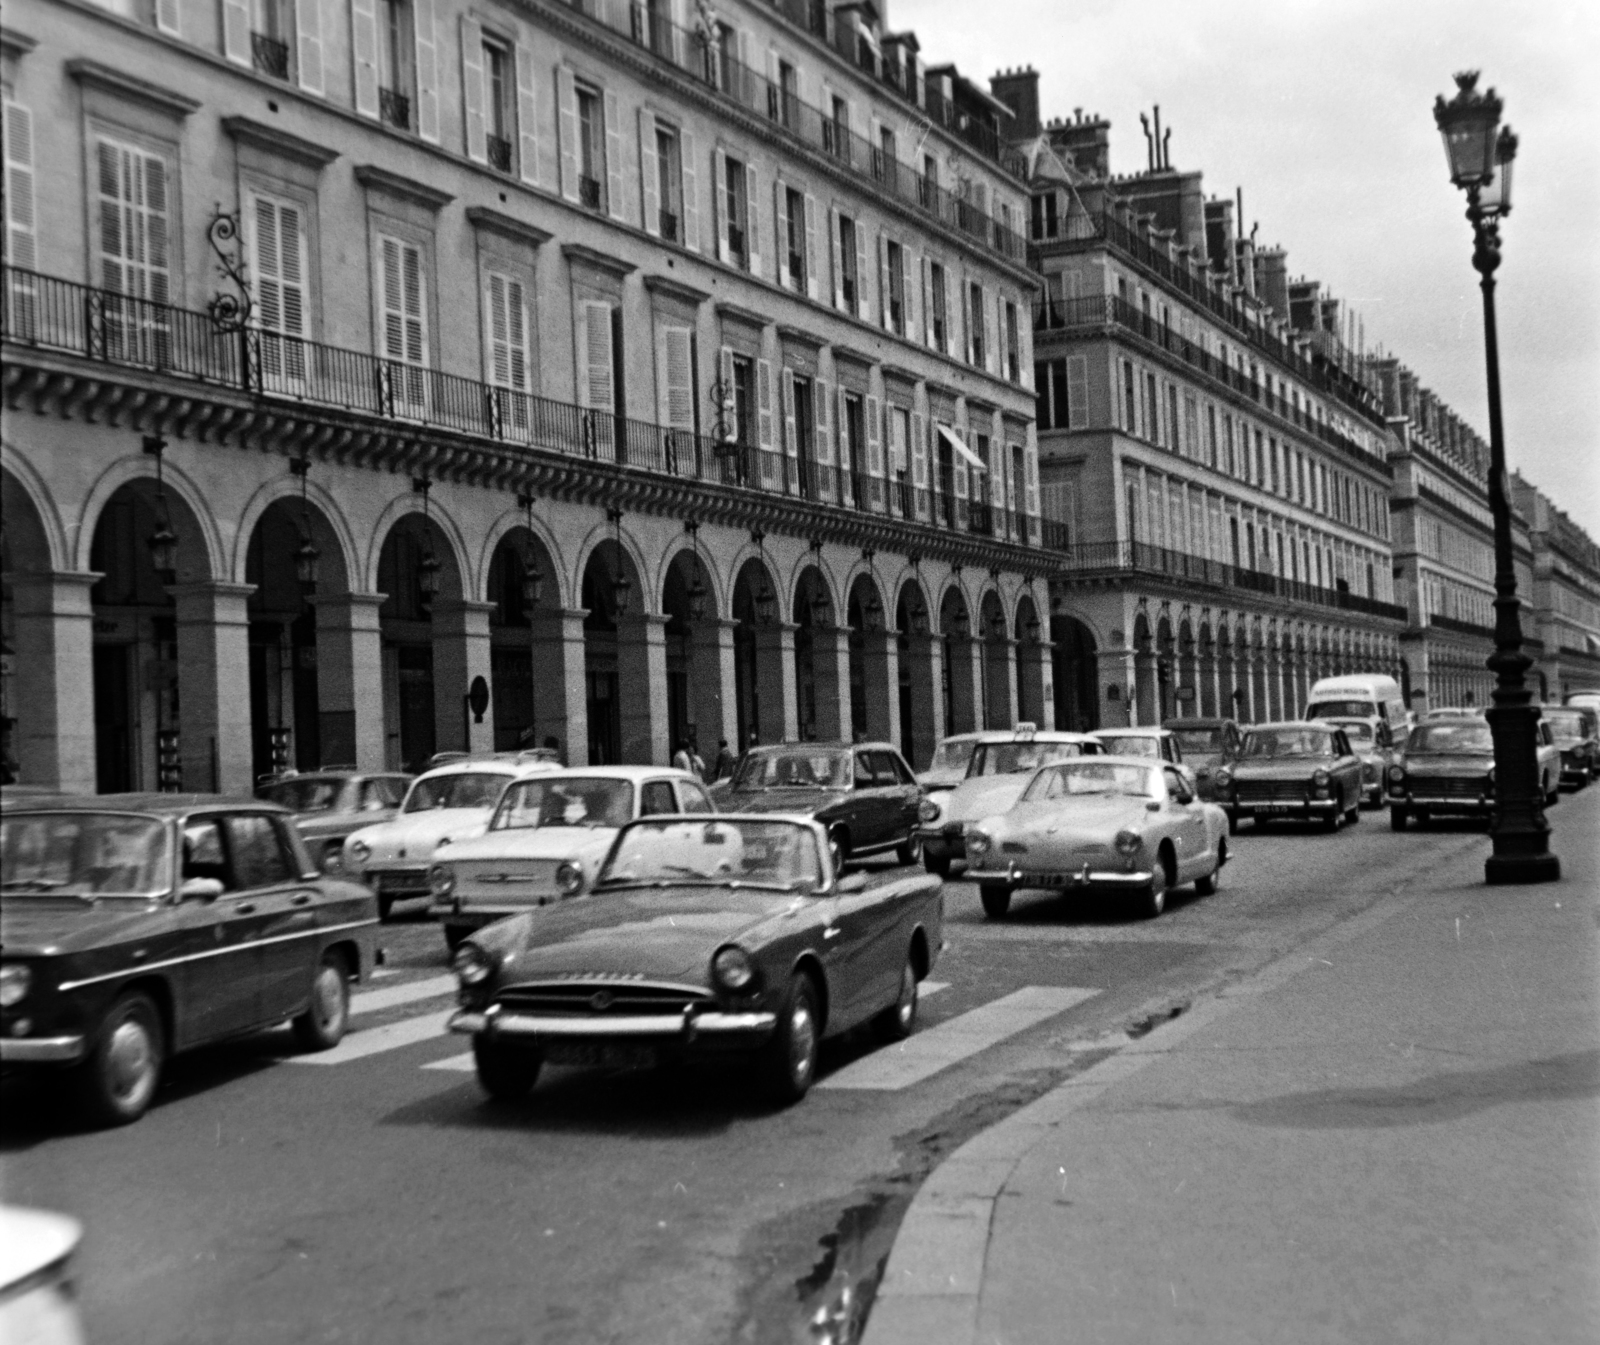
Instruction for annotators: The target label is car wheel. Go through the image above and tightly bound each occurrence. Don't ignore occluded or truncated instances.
[1345,797,1360,825]
[895,832,922,866]
[1390,807,1409,831]
[472,1037,542,1100]
[1415,809,1431,828]
[292,953,351,1052]
[979,884,1011,919]
[377,894,395,921]
[873,956,919,1043]
[73,991,164,1127]
[760,974,821,1105]
[1195,842,1226,896]
[923,851,951,879]
[828,828,850,876]
[1545,777,1559,807]
[1322,803,1341,832]
[443,924,471,954]
[1134,854,1169,919]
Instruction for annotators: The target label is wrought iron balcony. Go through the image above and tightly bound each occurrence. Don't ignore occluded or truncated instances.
[486,134,513,173]
[251,32,290,79]
[378,87,410,131]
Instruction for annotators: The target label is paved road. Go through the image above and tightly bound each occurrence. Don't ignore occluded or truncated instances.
[1,808,1507,1344]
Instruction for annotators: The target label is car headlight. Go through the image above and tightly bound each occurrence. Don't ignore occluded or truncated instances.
[451,943,495,987]
[1114,829,1141,855]
[917,798,941,824]
[348,838,371,864]
[1388,765,1405,782]
[1215,767,1232,786]
[1486,766,1495,786]
[1312,769,1331,787]
[0,964,31,1008]
[711,945,756,992]
[321,846,344,874]
[429,864,455,898]
[555,862,584,898]
[965,830,992,856]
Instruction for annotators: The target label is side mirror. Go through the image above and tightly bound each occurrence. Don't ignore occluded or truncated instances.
[180,876,224,902]
[835,872,868,894]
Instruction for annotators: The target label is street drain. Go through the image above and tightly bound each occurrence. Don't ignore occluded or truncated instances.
[1127,1002,1188,1038]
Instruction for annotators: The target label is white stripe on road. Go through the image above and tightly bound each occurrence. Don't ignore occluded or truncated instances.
[286,1010,454,1065]
[350,974,458,1015]
[817,986,1100,1091]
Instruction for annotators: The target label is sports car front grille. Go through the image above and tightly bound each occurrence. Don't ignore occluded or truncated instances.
[1235,781,1308,803]
[1406,777,1487,798]
[495,983,713,1017]
[373,867,428,892]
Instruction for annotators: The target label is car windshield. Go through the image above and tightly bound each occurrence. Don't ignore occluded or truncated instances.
[732,752,851,790]
[1327,721,1374,744]
[1241,729,1335,759]
[1023,762,1160,801]
[257,777,345,813]
[0,813,172,898]
[1543,711,1586,742]
[1307,699,1374,720]
[927,739,977,775]
[1170,728,1221,754]
[1408,723,1493,754]
[491,777,634,830]
[597,819,822,891]
[402,772,508,812]
[967,741,1086,776]
[1097,734,1161,759]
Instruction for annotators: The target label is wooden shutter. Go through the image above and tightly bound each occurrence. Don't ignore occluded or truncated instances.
[1066,355,1088,430]
[350,0,380,118]
[773,178,789,288]
[744,161,761,278]
[461,16,487,163]
[804,192,819,301]
[855,223,870,323]
[577,300,615,410]
[557,67,579,202]
[378,234,427,411]
[718,345,735,441]
[604,89,626,221]
[485,271,529,391]
[247,192,309,386]
[1026,448,1039,517]
[922,258,935,349]
[866,393,883,509]
[222,0,250,64]
[661,325,694,429]
[781,368,797,491]
[985,291,998,375]
[912,411,929,518]
[960,278,973,364]
[757,358,777,486]
[514,43,540,186]
[413,0,440,143]
[829,207,842,309]
[679,129,699,252]
[95,139,170,305]
[155,0,181,36]
[3,100,36,275]
[876,233,888,329]
[712,146,728,262]
[813,377,832,496]
[296,0,324,93]
[639,109,660,236]
[836,386,850,473]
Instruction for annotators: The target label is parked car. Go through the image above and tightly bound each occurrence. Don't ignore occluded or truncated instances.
[1213,722,1365,832]
[1542,704,1599,787]
[0,1205,85,1343]
[714,742,922,873]
[446,814,943,1104]
[1564,690,1600,718]
[914,728,1104,878]
[1090,727,1185,765]
[964,756,1228,920]
[1162,718,1242,800]
[917,732,984,794]
[1387,718,1497,828]
[428,766,716,950]
[0,795,378,1125]
[343,756,560,918]
[1318,716,1398,807]
[255,771,413,873]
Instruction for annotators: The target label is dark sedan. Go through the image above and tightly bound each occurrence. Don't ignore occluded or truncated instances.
[714,743,923,871]
[1543,706,1598,788]
[1214,722,1365,832]
[1,795,378,1125]
[448,815,943,1104]
[256,771,413,873]
[1163,718,1242,801]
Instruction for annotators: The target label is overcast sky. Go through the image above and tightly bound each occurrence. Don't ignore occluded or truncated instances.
[901,0,1600,538]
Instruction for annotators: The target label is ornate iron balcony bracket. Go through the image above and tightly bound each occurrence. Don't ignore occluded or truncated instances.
[206,204,255,335]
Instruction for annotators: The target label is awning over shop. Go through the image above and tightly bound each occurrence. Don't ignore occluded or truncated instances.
[936,424,987,473]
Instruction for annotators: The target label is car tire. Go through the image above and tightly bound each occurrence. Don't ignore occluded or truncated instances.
[292,953,351,1052]
[979,884,1011,919]
[443,924,471,954]
[1344,798,1360,825]
[1390,807,1409,831]
[472,1037,542,1101]
[1195,842,1226,896]
[73,991,164,1127]
[923,851,951,879]
[873,956,919,1043]
[1134,855,1169,919]
[760,974,821,1105]
[377,894,395,921]
[895,832,922,866]
[1322,808,1340,832]
[828,828,850,876]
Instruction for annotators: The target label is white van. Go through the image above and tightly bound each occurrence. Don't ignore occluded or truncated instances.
[1305,675,1408,730]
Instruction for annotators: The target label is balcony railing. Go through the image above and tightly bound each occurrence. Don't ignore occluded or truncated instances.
[486,134,513,173]
[251,32,290,79]
[1034,293,1387,476]
[2,265,1040,557]
[555,0,1026,264]
[378,87,410,131]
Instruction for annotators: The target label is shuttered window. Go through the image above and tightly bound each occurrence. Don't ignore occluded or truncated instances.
[377,233,428,412]
[483,270,531,435]
[3,99,37,334]
[246,190,309,388]
[95,137,172,363]
[660,324,695,432]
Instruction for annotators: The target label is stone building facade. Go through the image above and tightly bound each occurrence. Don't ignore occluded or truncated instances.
[1512,475,1600,702]
[1,0,1052,794]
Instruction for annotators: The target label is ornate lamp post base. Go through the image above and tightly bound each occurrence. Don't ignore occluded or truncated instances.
[1485,852,1561,885]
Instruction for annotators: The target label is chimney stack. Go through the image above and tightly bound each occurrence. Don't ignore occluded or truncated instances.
[990,66,1039,141]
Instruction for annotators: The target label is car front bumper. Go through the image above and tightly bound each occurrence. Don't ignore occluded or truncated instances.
[449,1005,778,1049]
[0,1034,86,1063]
[1229,798,1339,817]
[359,866,431,898]
[967,862,1153,890]
[915,824,967,860]
[1387,789,1492,814]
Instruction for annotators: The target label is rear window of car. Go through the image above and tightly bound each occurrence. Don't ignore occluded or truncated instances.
[1171,728,1222,754]
[733,751,851,789]
[402,772,509,812]
[258,778,343,813]
[1543,710,1585,739]
[1306,699,1374,720]
[1241,729,1335,759]
[967,741,1087,776]
[1408,723,1492,754]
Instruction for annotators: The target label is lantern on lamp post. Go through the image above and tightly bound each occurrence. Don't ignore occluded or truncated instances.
[517,494,545,613]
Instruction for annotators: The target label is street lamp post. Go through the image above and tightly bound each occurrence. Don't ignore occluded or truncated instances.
[1433,71,1558,884]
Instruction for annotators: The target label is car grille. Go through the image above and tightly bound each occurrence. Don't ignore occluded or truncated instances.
[456,859,560,902]
[373,867,428,892]
[1407,776,1488,798]
[1236,781,1308,803]
[496,983,712,1017]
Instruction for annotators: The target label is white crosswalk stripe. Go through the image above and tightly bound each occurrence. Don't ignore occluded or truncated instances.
[816,985,1100,1091]
[287,1010,454,1065]
[350,974,458,1015]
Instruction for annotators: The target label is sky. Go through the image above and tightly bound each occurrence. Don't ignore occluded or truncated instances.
[899,0,1600,539]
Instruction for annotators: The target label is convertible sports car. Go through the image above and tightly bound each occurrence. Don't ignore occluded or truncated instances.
[964,757,1228,920]
[447,815,943,1105]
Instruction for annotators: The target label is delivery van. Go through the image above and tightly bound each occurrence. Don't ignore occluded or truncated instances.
[1304,675,1408,729]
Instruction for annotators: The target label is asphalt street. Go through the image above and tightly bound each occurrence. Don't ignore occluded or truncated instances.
[1,809,1508,1345]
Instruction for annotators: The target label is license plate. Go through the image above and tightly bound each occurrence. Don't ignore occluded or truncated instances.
[544,1043,657,1070]
[377,872,425,892]
[1038,872,1087,887]
[1258,805,1295,814]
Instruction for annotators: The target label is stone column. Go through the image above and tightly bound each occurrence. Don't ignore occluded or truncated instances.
[860,630,900,745]
[753,622,799,745]
[900,633,944,769]
[530,608,589,766]
[9,571,99,793]
[172,581,256,794]
[1097,648,1136,728]
[431,599,497,756]
[1015,638,1053,728]
[692,618,738,763]
[809,626,853,742]
[314,592,387,771]
[617,612,670,764]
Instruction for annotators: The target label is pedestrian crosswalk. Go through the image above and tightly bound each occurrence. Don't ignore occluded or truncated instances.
[283,975,1098,1090]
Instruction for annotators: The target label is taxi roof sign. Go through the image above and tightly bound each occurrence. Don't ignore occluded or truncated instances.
[1013,722,1038,740]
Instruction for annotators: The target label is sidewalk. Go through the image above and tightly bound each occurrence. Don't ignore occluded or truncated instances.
[864,794,1600,1345]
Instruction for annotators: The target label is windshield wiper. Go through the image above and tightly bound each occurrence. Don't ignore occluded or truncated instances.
[1,878,69,891]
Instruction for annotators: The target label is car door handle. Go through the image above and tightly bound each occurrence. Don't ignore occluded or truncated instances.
[823,926,842,940]
[291,893,314,907]
[236,903,257,915]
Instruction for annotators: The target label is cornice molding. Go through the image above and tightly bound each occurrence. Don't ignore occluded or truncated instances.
[0,26,38,59]
[222,116,340,169]
[561,243,637,278]
[353,164,454,211]
[465,206,553,248]
[714,300,769,331]
[642,273,711,305]
[65,58,200,117]
[777,325,824,351]
[830,343,878,370]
